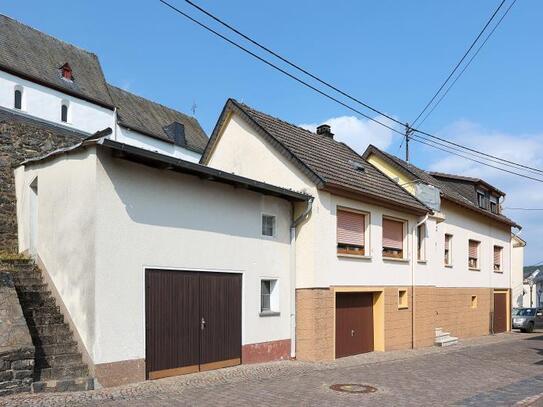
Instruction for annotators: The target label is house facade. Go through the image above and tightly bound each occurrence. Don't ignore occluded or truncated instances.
[202,99,520,360]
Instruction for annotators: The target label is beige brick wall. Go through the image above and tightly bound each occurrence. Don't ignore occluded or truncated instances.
[295,288,335,361]
[384,287,413,351]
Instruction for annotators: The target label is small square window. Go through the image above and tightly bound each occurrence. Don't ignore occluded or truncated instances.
[260,279,279,316]
[398,289,408,309]
[262,214,275,237]
[471,295,478,309]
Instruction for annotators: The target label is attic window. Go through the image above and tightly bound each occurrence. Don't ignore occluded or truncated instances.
[60,63,73,81]
[349,160,365,172]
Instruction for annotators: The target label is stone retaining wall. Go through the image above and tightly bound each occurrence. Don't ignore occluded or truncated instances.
[0,271,34,396]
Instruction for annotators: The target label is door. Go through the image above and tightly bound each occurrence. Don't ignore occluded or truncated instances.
[145,270,242,380]
[335,292,374,358]
[493,292,507,334]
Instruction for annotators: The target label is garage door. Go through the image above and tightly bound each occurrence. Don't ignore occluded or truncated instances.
[493,292,507,334]
[145,270,242,379]
[335,292,374,358]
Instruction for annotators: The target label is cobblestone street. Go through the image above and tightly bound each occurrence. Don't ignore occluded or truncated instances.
[2,332,543,406]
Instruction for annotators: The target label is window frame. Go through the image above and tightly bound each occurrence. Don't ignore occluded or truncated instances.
[493,245,503,273]
[260,278,280,316]
[468,239,481,270]
[261,214,276,238]
[14,87,23,110]
[336,207,369,257]
[416,223,426,262]
[61,101,69,123]
[444,233,453,267]
[477,190,487,209]
[398,289,408,309]
[471,295,478,309]
[382,216,407,260]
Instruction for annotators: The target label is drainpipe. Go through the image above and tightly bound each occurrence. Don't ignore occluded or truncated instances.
[289,197,313,358]
[412,213,429,349]
[113,107,118,141]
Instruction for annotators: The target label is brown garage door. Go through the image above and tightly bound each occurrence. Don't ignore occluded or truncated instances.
[145,270,242,379]
[493,292,507,334]
[335,292,374,358]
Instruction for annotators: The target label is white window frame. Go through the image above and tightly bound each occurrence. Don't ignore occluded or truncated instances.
[493,245,503,273]
[260,278,280,316]
[60,100,70,124]
[261,213,276,238]
[444,233,453,267]
[416,223,426,262]
[468,239,481,271]
[382,216,408,261]
[336,206,370,258]
[14,85,24,111]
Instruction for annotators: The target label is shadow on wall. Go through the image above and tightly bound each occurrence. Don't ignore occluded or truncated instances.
[100,151,292,244]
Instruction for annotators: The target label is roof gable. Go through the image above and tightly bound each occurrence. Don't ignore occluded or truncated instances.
[203,99,430,215]
[0,14,113,108]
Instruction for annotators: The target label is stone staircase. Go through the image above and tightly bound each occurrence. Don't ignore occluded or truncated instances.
[3,259,94,393]
[434,327,458,347]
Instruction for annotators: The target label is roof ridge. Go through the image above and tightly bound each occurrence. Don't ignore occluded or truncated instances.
[0,14,98,58]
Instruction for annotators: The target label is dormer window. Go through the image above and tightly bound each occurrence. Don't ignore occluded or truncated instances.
[60,63,73,81]
[477,190,487,209]
[489,195,499,214]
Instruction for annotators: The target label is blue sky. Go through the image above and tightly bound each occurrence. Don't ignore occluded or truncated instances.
[4,1,542,264]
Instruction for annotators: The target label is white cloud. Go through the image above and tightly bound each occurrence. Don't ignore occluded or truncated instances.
[299,115,395,154]
[425,120,543,265]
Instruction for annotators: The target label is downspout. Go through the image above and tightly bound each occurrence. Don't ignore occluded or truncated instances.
[412,213,429,349]
[289,197,313,358]
[113,107,118,141]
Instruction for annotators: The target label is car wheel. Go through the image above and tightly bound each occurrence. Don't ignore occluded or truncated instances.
[526,323,535,333]
[520,328,526,333]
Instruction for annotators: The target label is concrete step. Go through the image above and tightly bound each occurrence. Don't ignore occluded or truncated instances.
[16,283,48,293]
[32,323,71,337]
[17,290,52,302]
[34,332,74,345]
[36,353,83,368]
[435,336,458,347]
[37,364,89,381]
[31,377,93,393]
[18,295,56,309]
[25,312,64,326]
[435,331,451,338]
[36,342,78,357]
[23,305,60,318]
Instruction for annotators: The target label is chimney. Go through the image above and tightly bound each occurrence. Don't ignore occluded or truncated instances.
[163,122,186,146]
[316,124,334,138]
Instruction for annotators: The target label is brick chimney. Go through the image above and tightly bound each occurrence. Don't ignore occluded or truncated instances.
[316,124,334,138]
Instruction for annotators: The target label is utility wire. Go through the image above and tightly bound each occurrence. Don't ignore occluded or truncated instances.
[411,137,543,184]
[158,0,405,136]
[417,0,517,127]
[503,207,543,211]
[412,0,507,127]
[159,0,543,182]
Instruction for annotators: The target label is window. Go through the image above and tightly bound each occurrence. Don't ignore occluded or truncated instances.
[489,196,499,214]
[493,246,503,272]
[260,279,279,316]
[471,295,478,309]
[14,88,22,110]
[382,218,404,259]
[417,223,426,261]
[261,214,275,237]
[468,240,480,269]
[61,103,69,123]
[444,234,453,266]
[337,209,366,256]
[398,289,408,309]
[477,191,487,209]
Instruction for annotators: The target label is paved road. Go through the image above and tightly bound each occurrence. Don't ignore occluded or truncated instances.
[3,332,543,406]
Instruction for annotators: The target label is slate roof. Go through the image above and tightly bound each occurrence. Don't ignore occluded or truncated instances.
[0,14,113,108]
[202,99,430,215]
[107,85,208,153]
[362,145,520,228]
[429,171,506,197]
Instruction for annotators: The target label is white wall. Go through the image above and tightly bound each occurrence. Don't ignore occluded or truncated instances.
[0,70,114,134]
[15,149,98,357]
[92,149,293,364]
[512,237,525,307]
[114,125,201,162]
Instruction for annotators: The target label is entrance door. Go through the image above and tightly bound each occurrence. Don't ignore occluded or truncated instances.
[493,292,507,334]
[145,270,242,379]
[335,292,374,358]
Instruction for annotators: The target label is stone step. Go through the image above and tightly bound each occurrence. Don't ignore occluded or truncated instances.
[25,312,64,326]
[36,342,78,357]
[435,336,458,347]
[12,276,44,286]
[35,353,83,368]
[37,364,89,381]
[435,331,451,338]
[17,290,52,302]
[34,332,74,345]
[31,376,93,393]
[12,271,42,280]
[32,323,71,337]
[23,305,60,318]
[18,296,56,309]
[16,283,48,293]
[0,259,34,268]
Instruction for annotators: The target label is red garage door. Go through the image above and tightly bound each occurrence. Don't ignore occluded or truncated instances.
[335,292,374,358]
[493,292,507,334]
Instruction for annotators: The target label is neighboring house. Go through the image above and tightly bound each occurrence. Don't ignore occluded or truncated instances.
[202,99,519,361]
[12,112,309,386]
[0,14,207,162]
[523,267,542,308]
[512,234,526,307]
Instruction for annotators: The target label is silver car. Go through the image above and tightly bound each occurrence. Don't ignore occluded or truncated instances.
[512,308,543,333]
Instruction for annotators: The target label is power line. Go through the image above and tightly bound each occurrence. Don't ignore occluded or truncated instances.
[159,0,543,181]
[417,0,517,127]
[410,137,543,183]
[503,207,543,211]
[158,0,405,136]
[412,0,507,127]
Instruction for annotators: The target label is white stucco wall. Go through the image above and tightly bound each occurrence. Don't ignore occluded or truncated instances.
[113,125,201,162]
[206,111,513,290]
[15,149,98,357]
[0,70,114,134]
[512,237,525,307]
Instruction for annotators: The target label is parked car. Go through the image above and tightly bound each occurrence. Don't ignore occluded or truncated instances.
[512,308,543,333]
